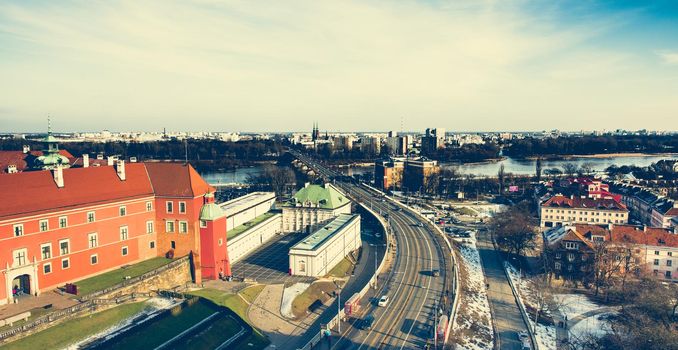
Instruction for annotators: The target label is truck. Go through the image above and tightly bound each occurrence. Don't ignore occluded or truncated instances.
[344,293,361,317]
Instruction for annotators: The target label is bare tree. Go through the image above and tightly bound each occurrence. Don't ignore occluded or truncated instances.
[498,164,506,194]
[247,164,296,196]
[562,163,578,177]
[580,162,595,176]
[489,202,537,257]
[535,157,543,183]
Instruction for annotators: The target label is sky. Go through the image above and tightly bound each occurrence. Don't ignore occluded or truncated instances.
[1,0,677,133]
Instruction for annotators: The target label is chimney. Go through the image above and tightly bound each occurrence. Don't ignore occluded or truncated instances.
[116,160,126,181]
[53,166,64,188]
[107,156,115,166]
[83,154,89,168]
[22,145,30,154]
[608,223,614,231]
[643,225,647,232]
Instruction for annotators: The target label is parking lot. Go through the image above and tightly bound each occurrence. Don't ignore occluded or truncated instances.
[231,233,315,284]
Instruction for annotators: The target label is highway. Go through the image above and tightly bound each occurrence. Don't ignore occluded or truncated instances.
[290,150,453,349]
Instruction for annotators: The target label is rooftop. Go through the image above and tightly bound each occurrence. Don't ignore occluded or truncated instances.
[285,183,349,210]
[542,195,627,211]
[220,192,275,216]
[291,214,359,251]
[228,211,278,240]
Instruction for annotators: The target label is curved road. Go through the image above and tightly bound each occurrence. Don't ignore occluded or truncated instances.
[291,150,452,349]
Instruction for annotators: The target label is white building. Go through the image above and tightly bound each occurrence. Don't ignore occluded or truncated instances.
[282,183,352,233]
[227,213,282,264]
[289,214,361,277]
[220,192,276,231]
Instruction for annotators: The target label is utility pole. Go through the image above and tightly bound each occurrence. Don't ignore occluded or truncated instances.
[434,299,438,349]
[337,290,341,333]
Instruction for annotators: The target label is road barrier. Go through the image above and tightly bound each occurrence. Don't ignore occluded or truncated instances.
[502,261,540,350]
[360,184,460,345]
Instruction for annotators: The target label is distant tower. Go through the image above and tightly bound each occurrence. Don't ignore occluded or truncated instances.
[34,116,70,170]
[312,122,320,141]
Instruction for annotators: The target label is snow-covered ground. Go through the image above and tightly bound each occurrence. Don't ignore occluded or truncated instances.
[280,282,310,319]
[505,263,556,350]
[554,293,615,341]
[570,313,613,337]
[453,232,494,350]
[69,296,182,349]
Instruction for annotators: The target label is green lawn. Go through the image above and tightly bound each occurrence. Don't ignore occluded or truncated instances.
[327,257,353,277]
[240,285,266,304]
[75,257,173,296]
[188,288,269,349]
[227,212,276,239]
[1,302,146,350]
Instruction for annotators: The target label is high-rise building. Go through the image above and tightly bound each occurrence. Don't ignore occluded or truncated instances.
[421,127,446,156]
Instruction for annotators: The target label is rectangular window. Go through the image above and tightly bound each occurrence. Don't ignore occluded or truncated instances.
[669,252,673,257]
[60,239,70,255]
[218,238,223,246]
[121,246,128,256]
[171,241,176,249]
[90,254,98,265]
[668,260,673,267]
[59,216,68,228]
[120,226,129,240]
[146,201,153,212]
[565,242,578,250]
[554,262,561,270]
[179,202,186,214]
[179,221,188,233]
[87,211,96,223]
[13,249,27,266]
[146,221,154,234]
[13,224,24,237]
[61,258,70,269]
[200,220,207,228]
[88,233,98,248]
[166,201,174,213]
[39,219,49,232]
[119,206,127,217]
[655,251,660,255]
[166,221,175,233]
[150,241,156,249]
[41,243,52,260]
[654,259,660,266]
[43,263,52,274]
[666,271,672,279]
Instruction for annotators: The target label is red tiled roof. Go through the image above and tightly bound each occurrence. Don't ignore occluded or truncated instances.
[543,195,627,211]
[0,163,154,220]
[144,162,214,198]
[575,224,678,248]
[0,150,75,172]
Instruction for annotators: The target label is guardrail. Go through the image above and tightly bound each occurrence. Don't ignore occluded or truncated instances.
[296,193,391,350]
[360,183,460,346]
[502,261,540,350]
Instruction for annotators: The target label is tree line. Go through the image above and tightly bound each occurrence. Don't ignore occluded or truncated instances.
[505,135,678,158]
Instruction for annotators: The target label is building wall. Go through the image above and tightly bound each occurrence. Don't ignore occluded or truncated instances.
[282,204,351,233]
[228,214,282,264]
[289,215,361,277]
[539,207,628,228]
[641,244,678,281]
[154,196,202,259]
[0,196,157,305]
[225,195,275,231]
[199,216,228,280]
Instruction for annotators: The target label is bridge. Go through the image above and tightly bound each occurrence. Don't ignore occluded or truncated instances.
[289,149,458,350]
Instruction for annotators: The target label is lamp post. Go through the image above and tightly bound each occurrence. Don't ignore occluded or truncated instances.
[336,289,341,333]
[370,243,386,289]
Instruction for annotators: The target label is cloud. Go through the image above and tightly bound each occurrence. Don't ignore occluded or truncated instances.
[0,1,676,132]
[657,51,678,65]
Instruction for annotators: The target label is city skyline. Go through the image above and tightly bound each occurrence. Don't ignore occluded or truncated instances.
[2,1,678,132]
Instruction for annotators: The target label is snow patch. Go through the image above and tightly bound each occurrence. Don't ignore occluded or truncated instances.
[280,283,310,319]
[453,232,494,350]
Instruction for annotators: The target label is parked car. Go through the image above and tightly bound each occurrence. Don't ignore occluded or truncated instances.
[361,314,375,330]
[378,295,390,307]
[432,269,440,277]
[521,338,532,350]
[517,331,529,342]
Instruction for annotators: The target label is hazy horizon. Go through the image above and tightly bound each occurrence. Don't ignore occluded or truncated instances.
[2,1,678,133]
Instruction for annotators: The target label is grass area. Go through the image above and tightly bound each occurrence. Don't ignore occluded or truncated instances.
[188,288,269,349]
[1,302,146,350]
[240,285,265,304]
[451,206,477,217]
[227,212,277,240]
[74,257,173,296]
[327,257,354,278]
[291,281,336,319]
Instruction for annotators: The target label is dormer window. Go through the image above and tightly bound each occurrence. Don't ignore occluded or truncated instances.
[565,242,578,250]
[592,235,604,243]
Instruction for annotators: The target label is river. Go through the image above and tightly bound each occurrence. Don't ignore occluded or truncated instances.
[200,154,677,183]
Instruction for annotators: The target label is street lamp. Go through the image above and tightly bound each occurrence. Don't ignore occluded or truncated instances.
[370,243,386,289]
[336,289,341,333]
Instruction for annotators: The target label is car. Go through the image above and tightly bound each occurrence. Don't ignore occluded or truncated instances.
[521,339,532,350]
[378,295,389,307]
[361,314,375,330]
[432,269,440,277]
[518,331,529,342]
[417,222,425,227]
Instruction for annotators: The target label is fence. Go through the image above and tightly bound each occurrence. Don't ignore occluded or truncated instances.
[78,255,190,302]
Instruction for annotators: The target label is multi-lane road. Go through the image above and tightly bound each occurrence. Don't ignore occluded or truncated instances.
[290,150,453,349]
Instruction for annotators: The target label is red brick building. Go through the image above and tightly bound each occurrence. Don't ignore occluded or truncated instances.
[0,161,224,305]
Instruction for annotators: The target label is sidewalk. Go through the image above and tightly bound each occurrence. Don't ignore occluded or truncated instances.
[0,290,77,320]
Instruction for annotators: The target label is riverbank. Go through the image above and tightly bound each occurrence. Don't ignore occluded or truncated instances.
[521,152,678,161]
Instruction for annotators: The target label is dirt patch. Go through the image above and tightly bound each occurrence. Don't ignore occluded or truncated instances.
[291,281,337,319]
